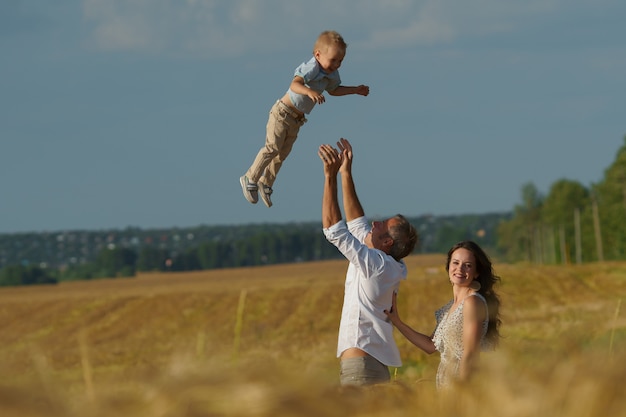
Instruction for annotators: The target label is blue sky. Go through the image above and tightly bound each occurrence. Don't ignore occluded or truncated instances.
[2,0,625,234]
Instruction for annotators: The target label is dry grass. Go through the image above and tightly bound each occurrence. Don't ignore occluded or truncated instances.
[1,254,625,416]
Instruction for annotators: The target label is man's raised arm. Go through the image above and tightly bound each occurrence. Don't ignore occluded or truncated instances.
[319,144,343,229]
[337,138,365,222]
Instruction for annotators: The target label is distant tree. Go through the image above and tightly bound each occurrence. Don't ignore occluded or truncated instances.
[137,247,171,272]
[593,137,626,260]
[313,230,341,260]
[0,211,519,274]
[541,179,589,263]
[433,223,470,253]
[0,265,57,286]
[95,247,137,278]
[59,263,98,281]
[498,137,626,263]
[497,182,544,262]
[233,239,253,267]
[249,232,272,264]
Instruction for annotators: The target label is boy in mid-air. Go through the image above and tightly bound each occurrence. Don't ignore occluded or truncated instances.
[240,30,369,207]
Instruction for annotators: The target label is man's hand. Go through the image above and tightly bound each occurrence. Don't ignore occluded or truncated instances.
[318,144,341,177]
[336,138,364,221]
[336,138,353,175]
[320,144,343,229]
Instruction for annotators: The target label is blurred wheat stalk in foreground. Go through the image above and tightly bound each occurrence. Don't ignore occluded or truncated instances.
[1,347,625,417]
[1,258,625,417]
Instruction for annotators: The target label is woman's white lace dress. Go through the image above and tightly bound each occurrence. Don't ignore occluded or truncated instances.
[431,293,489,389]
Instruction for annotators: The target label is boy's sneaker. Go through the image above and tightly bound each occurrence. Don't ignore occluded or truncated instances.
[240,175,258,204]
[259,182,273,207]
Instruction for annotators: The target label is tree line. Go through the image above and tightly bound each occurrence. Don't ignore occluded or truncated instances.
[0,213,507,286]
[497,137,626,263]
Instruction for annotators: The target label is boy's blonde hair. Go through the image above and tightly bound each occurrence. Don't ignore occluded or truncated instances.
[313,30,347,54]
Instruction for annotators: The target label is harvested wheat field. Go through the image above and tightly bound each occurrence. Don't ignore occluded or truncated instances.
[1,254,625,417]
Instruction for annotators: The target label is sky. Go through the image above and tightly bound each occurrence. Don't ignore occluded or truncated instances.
[1,0,625,234]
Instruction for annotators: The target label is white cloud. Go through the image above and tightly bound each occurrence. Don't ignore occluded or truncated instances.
[79,0,605,57]
[360,0,560,48]
[92,15,152,50]
[364,1,456,48]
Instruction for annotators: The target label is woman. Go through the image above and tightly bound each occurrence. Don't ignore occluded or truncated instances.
[384,240,502,389]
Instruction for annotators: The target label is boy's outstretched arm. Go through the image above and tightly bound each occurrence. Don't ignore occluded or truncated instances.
[328,85,370,97]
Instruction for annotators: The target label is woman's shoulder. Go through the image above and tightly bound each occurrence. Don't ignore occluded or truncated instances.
[467,292,487,304]
[463,293,488,319]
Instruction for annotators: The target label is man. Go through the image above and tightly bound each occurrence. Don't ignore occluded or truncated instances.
[319,138,418,386]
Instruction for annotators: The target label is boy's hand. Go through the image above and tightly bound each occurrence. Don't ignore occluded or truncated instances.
[355,85,370,96]
[308,90,326,104]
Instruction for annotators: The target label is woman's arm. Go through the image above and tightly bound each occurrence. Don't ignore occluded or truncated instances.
[384,292,437,354]
[458,295,487,381]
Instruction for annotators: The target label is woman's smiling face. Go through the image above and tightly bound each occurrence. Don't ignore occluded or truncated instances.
[448,248,479,287]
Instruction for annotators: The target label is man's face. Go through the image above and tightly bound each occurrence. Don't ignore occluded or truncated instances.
[365,217,400,252]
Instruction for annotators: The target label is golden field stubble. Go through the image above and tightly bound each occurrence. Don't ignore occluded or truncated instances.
[0,255,624,417]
